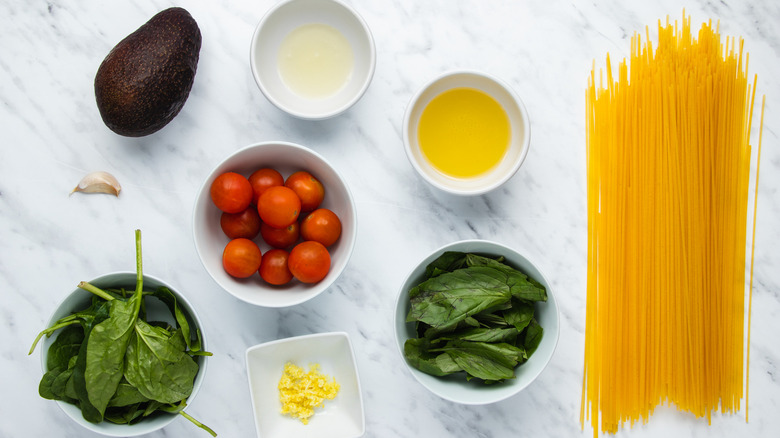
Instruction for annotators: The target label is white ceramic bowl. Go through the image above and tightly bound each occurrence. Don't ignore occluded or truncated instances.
[394,240,559,405]
[403,71,531,195]
[250,0,376,119]
[38,272,208,436]
[192,141,357,307]
[246,332,365,438]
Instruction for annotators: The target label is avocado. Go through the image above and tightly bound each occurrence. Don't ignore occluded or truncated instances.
[95,7,201,137]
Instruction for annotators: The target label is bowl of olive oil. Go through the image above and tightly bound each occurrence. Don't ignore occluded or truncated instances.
[403,71,531,195]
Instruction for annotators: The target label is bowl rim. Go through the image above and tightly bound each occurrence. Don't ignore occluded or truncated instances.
[402,70,532,196]
[393,239,560,405]
[191,141,358,308]
[249,0,377,120]
[38,271,208,436]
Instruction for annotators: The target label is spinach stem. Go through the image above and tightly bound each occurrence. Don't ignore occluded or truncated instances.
[135,229,143,296]
[28,320,80,355]
[78,281,115,301]
[179,410,217,437]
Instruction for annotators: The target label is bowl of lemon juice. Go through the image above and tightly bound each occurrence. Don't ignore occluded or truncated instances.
[250,0,376,120]
[403,71,531,195]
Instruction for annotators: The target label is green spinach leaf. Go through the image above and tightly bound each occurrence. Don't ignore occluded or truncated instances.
[124,321,198,404]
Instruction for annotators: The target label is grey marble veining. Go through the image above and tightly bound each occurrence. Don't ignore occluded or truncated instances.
[1,0,778,437]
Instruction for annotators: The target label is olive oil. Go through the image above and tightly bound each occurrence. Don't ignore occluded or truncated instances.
[417,87,510,178]
[277,23,354,99]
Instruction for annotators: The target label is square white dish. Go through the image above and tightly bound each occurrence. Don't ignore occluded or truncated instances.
[245,332,364,438]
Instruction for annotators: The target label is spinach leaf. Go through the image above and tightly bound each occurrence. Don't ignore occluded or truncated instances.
[124,321,198,404]
[150,287,210,356]
[46,325,84,371]
[38,366,63,400]
[84,289,142,418]
[109,381,150,407]
[72,328,104,423]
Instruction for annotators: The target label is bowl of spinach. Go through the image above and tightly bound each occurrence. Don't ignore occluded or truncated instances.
[393,239,559,405]
[29,230,215,436]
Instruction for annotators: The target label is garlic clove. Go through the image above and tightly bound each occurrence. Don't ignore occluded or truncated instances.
[71,171,122,196]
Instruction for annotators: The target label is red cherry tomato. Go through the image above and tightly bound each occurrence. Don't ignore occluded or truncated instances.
[260,221,300,249]
[257,186,301,229]
[222,238,262,278]
[211,172,253,213]
[259,249,294,285]
[288,241,330,283]
[285,171,325,212]
[300,208,342,247]
[220,207,261,239]
[248,168,284,205]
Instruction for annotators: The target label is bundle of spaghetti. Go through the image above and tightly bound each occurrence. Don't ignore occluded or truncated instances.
[581,13,763,436]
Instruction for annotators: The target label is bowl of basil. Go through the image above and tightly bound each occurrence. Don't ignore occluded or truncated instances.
[29,230,215,436]
[393,239,559,405]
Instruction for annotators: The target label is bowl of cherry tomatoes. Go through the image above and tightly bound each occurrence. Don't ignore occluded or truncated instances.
[192,141,357,307]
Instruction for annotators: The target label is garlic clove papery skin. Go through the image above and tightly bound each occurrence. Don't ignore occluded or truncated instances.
[71,171,122,196]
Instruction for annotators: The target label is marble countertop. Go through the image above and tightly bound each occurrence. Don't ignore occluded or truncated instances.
[2,0,778,436]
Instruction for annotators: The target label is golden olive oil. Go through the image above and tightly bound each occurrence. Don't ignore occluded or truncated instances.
[417,87,510,178]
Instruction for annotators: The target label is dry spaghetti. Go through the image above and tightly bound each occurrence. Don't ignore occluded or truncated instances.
[581,13,763,436]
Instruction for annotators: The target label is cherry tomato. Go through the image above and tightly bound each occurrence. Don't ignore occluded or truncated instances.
[259,249,294,285]
[248,168,284,205]
[257,186,301,229]
[288,241,330,283]
[300,208,342,247]
[210,172,253,213]
[220,207,261,239]
[260,221,300,249]
[285,171,325,212]
[222,238,262,278]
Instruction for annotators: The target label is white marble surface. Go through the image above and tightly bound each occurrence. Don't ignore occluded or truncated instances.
[1,0,778,437]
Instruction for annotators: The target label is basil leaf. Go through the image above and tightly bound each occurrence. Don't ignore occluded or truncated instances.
[424,251,468,278]
[403,338,461,377]
[441,327,519,344]
[407,267,514,328]
[440,341,523,381]
[523,318,544,356]
[464,254,547,302]
[503,300,535,332]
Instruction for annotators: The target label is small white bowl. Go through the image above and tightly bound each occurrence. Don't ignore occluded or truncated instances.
[250,0,376,119]
[39,272,208,436]
[245,332,365,438]
[403,71,531,195]
[192,141,357,307]
[394,240,559,405]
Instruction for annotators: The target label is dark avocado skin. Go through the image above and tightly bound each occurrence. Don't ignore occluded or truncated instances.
[95,7,201,137]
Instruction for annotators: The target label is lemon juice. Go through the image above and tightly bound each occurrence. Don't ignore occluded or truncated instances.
[277,23,354,99]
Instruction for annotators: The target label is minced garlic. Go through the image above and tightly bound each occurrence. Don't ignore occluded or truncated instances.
[278,362,340,424]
